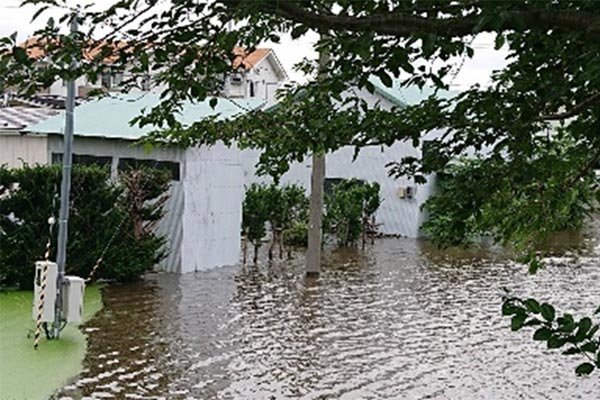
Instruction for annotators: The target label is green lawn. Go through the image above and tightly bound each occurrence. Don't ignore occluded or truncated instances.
[0,286,103,400]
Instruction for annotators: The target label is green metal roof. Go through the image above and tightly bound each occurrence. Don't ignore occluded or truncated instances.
[27,94,265,140]
[370,77,459,106]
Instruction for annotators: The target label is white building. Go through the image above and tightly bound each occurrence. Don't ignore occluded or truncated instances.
[242,80,457,237]
[1,95,265,273]
[17,39,288,103]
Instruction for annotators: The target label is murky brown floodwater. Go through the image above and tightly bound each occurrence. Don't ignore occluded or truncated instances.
[57,224,599,399]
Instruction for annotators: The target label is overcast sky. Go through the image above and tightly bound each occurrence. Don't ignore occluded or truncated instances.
[0,1,508,88]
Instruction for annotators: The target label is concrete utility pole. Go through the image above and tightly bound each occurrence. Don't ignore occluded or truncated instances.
[53,15,78,338]
[306,43,330,276]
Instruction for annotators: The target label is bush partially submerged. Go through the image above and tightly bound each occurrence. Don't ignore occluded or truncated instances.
[422,144,598,253]
[242,183,308,262]
[0,164,170,289]
[324,179,381,247]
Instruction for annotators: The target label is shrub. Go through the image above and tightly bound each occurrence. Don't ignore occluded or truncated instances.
[324,179,381,247]
[421,152,597,250]
[0,164,169,289]
[283,221,308,248]
[242,183,308,262]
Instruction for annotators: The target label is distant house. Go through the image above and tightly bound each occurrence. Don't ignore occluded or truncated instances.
[13,38,287,103]
[2,94,265,273]
[242,80,458,238]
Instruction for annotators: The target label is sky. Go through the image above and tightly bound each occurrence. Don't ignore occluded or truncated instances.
[0,0,509,89]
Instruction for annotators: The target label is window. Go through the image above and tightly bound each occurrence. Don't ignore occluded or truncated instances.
[117,158,180,181]
[101,74,112,89]
[100,73,124,90]
[249,81,255,97]
[52,153,112,168]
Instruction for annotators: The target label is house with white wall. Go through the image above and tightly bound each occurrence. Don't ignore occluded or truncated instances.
[242,79,457,237]
[14,39,287,103]
[2,94,265,273]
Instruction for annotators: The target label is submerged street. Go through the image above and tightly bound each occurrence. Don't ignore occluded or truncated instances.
[57,224,600,399]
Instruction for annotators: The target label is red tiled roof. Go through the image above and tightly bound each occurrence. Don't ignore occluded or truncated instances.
[232,47,271,70]
[21,38,272,71]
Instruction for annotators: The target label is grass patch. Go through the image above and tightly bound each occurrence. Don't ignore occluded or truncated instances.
[0,285,103,400]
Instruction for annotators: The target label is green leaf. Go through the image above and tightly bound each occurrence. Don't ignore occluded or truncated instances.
[541,303,555,322]
[562,347,581,355]
[533,327,552,341]
[209,97,218,109]
[580,342,598,353]
[575,362,594,376]
[12,47,28,63]
[547,336,565,349]
[511,314,526,331]
[524,299,541,313]
[494,34,505,50]
[377,70,393,88]
[575,318,592,341]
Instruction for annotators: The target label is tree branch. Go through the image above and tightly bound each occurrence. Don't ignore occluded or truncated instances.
[540,92,600,121]
[245,1,600,39]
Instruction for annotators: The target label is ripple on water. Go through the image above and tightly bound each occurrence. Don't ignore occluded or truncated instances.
[57,228,600,400]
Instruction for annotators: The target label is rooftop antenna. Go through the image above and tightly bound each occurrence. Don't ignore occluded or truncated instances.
[52,13,78,339]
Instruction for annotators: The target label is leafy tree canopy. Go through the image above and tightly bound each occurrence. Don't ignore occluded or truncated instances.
[1,0,599,374]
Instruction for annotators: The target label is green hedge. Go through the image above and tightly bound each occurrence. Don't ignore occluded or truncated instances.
[0,164,169,289]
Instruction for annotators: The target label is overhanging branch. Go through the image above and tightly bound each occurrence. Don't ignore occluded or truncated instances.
[540,92,600,121]
[244,0,600,39]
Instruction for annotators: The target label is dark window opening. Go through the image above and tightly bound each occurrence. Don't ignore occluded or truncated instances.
[52,153,112,168]
[249,81,255,97]
[118,158,180,181]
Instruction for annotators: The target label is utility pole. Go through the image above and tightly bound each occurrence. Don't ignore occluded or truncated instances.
[53,15,78,338]
[306,43,329,276]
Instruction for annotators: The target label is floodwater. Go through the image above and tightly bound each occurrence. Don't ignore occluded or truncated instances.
[58,226,600,399]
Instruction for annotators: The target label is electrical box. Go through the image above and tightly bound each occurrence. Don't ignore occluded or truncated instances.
[397,187,407,199]
[62,276,85,324]
[398,186,415,199]
[32,261,58,322]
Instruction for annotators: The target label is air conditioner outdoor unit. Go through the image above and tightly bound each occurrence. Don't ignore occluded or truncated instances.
[32,261,58,322]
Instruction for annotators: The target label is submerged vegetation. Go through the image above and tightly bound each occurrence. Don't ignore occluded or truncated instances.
[324,179,381,247]
[0,164,170,289]
[242,183,308,263]
[422,134,598,252]
[1,0,599,378]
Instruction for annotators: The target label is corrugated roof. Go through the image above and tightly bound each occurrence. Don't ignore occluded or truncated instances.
[0,106,58,130]
[370,77,459,106]
[27,94,265,140]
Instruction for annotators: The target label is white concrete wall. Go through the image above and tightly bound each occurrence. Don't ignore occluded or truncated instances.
[180,143,244,272]
[0,132,48,167]
[242,87,441,237]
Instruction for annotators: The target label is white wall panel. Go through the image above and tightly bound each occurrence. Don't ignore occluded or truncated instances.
[181,143,243,272]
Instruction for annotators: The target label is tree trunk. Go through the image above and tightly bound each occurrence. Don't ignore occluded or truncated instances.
[242,230,248,265]
[306,153,325,275]
[306,41,329,276]
[278,228,284,259]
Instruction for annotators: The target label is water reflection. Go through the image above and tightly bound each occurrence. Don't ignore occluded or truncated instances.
[57,224,600,399]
